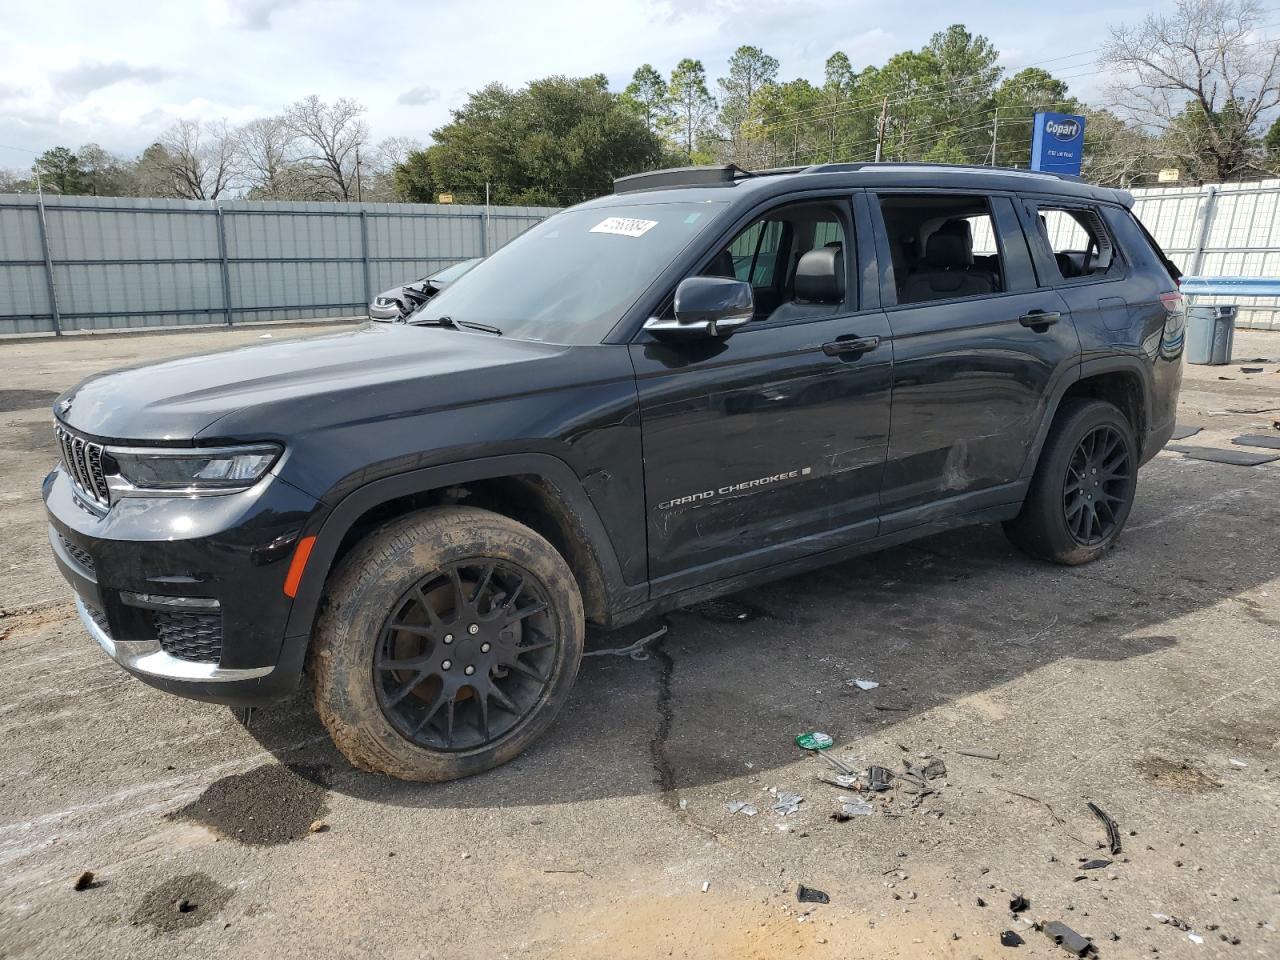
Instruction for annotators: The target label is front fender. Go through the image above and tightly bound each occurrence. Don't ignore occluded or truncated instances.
[281,453,643,644]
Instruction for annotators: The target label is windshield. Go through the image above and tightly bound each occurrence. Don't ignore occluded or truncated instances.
[412,201,727,344]
[428,258,481,285]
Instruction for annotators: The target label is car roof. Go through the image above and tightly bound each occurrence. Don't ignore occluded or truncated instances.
[580,162,1132,212]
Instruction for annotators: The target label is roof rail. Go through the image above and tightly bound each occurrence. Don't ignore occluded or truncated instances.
[613,164,753,194]
[803,161,1081,182]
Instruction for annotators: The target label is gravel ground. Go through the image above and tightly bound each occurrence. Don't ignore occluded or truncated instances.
[1,323,1278,959]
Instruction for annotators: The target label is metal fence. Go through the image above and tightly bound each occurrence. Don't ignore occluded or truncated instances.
[1131,179,1280,331]
[0,195,557,337]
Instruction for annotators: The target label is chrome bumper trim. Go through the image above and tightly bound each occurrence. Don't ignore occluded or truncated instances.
[77,597,274,683]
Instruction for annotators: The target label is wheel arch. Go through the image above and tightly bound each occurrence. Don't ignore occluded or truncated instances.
[1020,354,1153,479]
[283,454,640,642]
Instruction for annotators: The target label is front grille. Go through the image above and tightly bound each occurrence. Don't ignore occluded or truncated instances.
[84,602,111,637]
[57,533,95,574]
[153,610,223,664]
[54,424,110,507]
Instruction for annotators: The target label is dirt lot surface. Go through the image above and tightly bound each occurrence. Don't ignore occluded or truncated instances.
[1,323,1278,959]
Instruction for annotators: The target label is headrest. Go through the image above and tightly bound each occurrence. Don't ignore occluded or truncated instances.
[925,220,972,269]
[794,247,844,304]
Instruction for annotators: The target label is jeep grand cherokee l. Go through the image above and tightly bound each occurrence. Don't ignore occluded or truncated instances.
[44,162,1185,781]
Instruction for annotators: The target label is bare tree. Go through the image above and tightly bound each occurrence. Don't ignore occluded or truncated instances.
[1103,0,1280,181]
[159,119,239,199]
[236,116,297,198]
[284,95,368,200]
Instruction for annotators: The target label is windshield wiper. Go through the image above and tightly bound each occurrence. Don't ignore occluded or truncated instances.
[410,315,503,335]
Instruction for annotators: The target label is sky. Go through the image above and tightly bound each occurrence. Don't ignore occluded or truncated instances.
[0,0,1170,167]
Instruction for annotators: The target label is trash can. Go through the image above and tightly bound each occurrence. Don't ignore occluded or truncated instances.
[1185,304,1237,365]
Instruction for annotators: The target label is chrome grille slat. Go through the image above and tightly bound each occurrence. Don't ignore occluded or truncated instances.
[54,424,110,507]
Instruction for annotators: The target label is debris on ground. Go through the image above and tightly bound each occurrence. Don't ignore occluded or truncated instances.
[848,678,880,690]
[1010,893,1030,913]
[833,796,874,819]
[582,622,668,660]
[1080,858,1112,871]
[817,772,860,790]
[795,731,834,751]
[73,870,97,891]
[1228,758,1249,768]
[725,801,758,817]
[701,880,710,893]
[796,884,830,904]
[1086,802,1122,855]
[1040,920,1097,956]
[1169,444,1280,466]
[867,765,894,791]
[309,819,329,834]
[1001,929,1026,946]
[1232,435,1280,451]
[1240,366,1264,373]
[770,790,803,816]
[1153,913,1192,931]
[957,747,1001,760]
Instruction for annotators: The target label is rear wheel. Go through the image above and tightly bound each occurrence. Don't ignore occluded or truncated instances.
[1003,399,1138,565]
[309,506,584,781]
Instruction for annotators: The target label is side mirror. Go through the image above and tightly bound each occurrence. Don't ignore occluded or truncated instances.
[644,276,753,339]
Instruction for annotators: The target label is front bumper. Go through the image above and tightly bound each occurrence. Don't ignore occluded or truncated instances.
[44,463,322,706]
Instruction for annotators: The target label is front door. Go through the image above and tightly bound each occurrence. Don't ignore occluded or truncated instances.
[871,191,1080,523]
[631,194,893,592]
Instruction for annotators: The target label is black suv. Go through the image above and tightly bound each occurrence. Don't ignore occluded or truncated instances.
[44,163,1185,781]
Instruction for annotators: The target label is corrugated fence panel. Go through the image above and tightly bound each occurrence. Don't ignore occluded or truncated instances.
[0,195,555,337]
[1132,179,1280,330]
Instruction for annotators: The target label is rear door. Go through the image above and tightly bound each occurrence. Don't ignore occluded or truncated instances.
[872,191,1079,525]
[631,192,893,592]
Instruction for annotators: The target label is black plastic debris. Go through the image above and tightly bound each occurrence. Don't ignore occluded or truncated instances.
[1232,434,1280,450]
[1000,930,1026,946]
[1080,858,1112,870]
[1086,802,1122,855]
[1240,366,1264,373]
[1169,424,1202,441]
[1010,893,1030,913]
[977,896,987,907]
[958,748,1001,760]
[1041,920,1097,956]
[796,884,830,904]
[923,757,947,779]
[867,766,893,791]
[1168,444,1280,466]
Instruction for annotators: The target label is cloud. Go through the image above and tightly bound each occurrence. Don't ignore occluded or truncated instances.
[224,0,304,30]
[51,61,171,98]
[397,85,440,106]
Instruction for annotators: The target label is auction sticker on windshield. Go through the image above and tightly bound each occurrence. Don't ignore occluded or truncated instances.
[590,216,658,238]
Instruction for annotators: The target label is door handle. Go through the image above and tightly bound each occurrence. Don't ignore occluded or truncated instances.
[1018,310,1061,330]
[822,335,881,357]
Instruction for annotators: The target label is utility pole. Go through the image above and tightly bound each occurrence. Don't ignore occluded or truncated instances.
[874,96,889,163]
[354,147,363,203]
[989,108,999,166]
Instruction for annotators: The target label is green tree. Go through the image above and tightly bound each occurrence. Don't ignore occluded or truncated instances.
[33,147,88,195]
[991,68,1076,167]
[666,59,716,162]
[392,146,439,202]
[424,75,664,205]
[717,45,779,164]
[622,64,669,135]
[1265,115,1280,164]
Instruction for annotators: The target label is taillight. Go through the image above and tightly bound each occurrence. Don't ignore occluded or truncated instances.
[1159,291,1183,314]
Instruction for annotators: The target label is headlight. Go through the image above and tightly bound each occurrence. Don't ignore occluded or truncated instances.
[104,444,281,495]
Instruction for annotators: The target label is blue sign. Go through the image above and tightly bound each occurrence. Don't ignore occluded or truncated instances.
[1030,111,1086,176]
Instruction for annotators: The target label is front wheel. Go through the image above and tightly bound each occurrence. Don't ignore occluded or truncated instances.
[309,506,585,782]
[1003,399,1138,565]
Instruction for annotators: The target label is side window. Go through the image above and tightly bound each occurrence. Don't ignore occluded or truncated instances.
[1032,205,1118,281]
[878,194,1006,305]
[699,200,851,323]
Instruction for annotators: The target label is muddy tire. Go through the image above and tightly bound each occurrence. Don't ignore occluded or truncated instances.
[1003,399,1138,565]
[309,506,584,782]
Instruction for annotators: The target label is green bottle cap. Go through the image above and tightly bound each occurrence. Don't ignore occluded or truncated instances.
[795,731,834,751]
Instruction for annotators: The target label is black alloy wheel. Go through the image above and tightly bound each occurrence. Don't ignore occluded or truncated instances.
[1062,424,1132,546]
[374,560,558,752]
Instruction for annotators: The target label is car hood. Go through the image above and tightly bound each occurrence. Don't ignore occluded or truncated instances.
[56,323,567,442]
